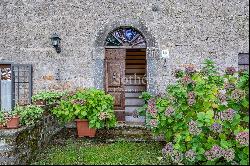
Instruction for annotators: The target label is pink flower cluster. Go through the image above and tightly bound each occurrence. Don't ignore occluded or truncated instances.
[182,76,194,85]
[162,143,183,164]
[223,148,235,162]
[225,67,236,75]
[147,98,158,118]
[98,112,110,120]
[205,145,224,160]
[174,69,183,78]
[162,142,174,157]
[165,107,175,117]
[236,131,249,146]
[217,89,227,105]
[185,65,196,75]
[220,108,236,121]
[187,92,196,106]
[71,99,86,105]
[231,89,245,101]
[148,119,158,127]
[211,123,223,133]
[185,149,196,162]
[171,150,183,164]
[188,120,201,135]
[224,83,235,90]
[205,145,235,162]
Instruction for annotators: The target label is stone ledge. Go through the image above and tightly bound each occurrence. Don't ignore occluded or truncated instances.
[115,123,147,129]
[60,123,165,142]
[0,127,29,138]
[64,121,147,129]
[0,156,17,165]
[0,115,63,165]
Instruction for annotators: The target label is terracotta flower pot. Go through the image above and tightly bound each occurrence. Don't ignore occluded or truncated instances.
[75,119,96,138]
[6,117,20,129]
[0,124,4,129]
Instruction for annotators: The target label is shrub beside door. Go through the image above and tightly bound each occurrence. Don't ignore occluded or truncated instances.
[51,88,117,138]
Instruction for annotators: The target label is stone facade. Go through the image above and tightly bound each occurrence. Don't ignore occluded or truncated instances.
[0,0,249,94]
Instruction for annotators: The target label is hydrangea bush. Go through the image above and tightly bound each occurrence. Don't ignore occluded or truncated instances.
[140,60,249,165]
[51,88,117,129]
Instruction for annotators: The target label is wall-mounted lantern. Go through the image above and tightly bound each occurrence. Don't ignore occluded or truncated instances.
[50,33,61,53]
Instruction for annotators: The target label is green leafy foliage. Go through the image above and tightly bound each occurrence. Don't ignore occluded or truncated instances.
[0,109,20,125]
[32,91,66,105]
[51,88,117,129]
[14,105,44,126]
[139,91,153,102]
[140,59,249,165]
[0,111,6,125]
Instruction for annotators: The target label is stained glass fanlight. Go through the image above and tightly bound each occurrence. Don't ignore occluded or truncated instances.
[105,27,146,47]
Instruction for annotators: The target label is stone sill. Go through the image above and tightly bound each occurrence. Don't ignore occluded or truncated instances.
[0,126,33,138]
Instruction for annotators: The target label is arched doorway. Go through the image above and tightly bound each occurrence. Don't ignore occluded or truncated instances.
[104,27,147,123]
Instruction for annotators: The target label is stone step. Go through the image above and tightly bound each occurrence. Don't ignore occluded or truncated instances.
[125,107,140,113]
[95,124,151,140]
[61,122,165,141]
[125,116,145,123]
[0,151,15,158]
[125,121,145,126]
[0,127,25,138]
[125,107,143,116]
[125,85,146,93]
[0,145,15,159]
[0,144,14,152]
[125,92,142,98]
[0,156,17,165]
[62,120,166,141]
[125,98,145,106]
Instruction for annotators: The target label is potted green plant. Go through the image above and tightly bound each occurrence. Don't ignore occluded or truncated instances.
[0,111,6,129]
[14,105,44,126]
[51,88,117,137]
[5,110,20,129]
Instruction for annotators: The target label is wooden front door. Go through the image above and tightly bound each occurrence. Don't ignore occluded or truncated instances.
[105,49,126,121]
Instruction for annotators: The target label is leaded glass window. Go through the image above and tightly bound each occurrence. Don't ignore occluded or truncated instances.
[105,27,146,47]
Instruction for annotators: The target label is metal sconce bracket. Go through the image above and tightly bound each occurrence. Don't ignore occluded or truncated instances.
[50,33,61,53]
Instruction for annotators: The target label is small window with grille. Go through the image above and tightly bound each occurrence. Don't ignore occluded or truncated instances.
[238,53,249,71]
[0,62,32,112]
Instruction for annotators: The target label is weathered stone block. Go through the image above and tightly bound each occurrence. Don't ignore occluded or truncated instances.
[0,115,63,165]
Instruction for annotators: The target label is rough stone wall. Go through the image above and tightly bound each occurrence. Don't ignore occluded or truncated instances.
[0,0,249,94]
[0,114,62,165]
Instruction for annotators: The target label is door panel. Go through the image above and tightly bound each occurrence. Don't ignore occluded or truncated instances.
[107,63,122,87]
[105,49,126,121]
[108,92,123,107]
